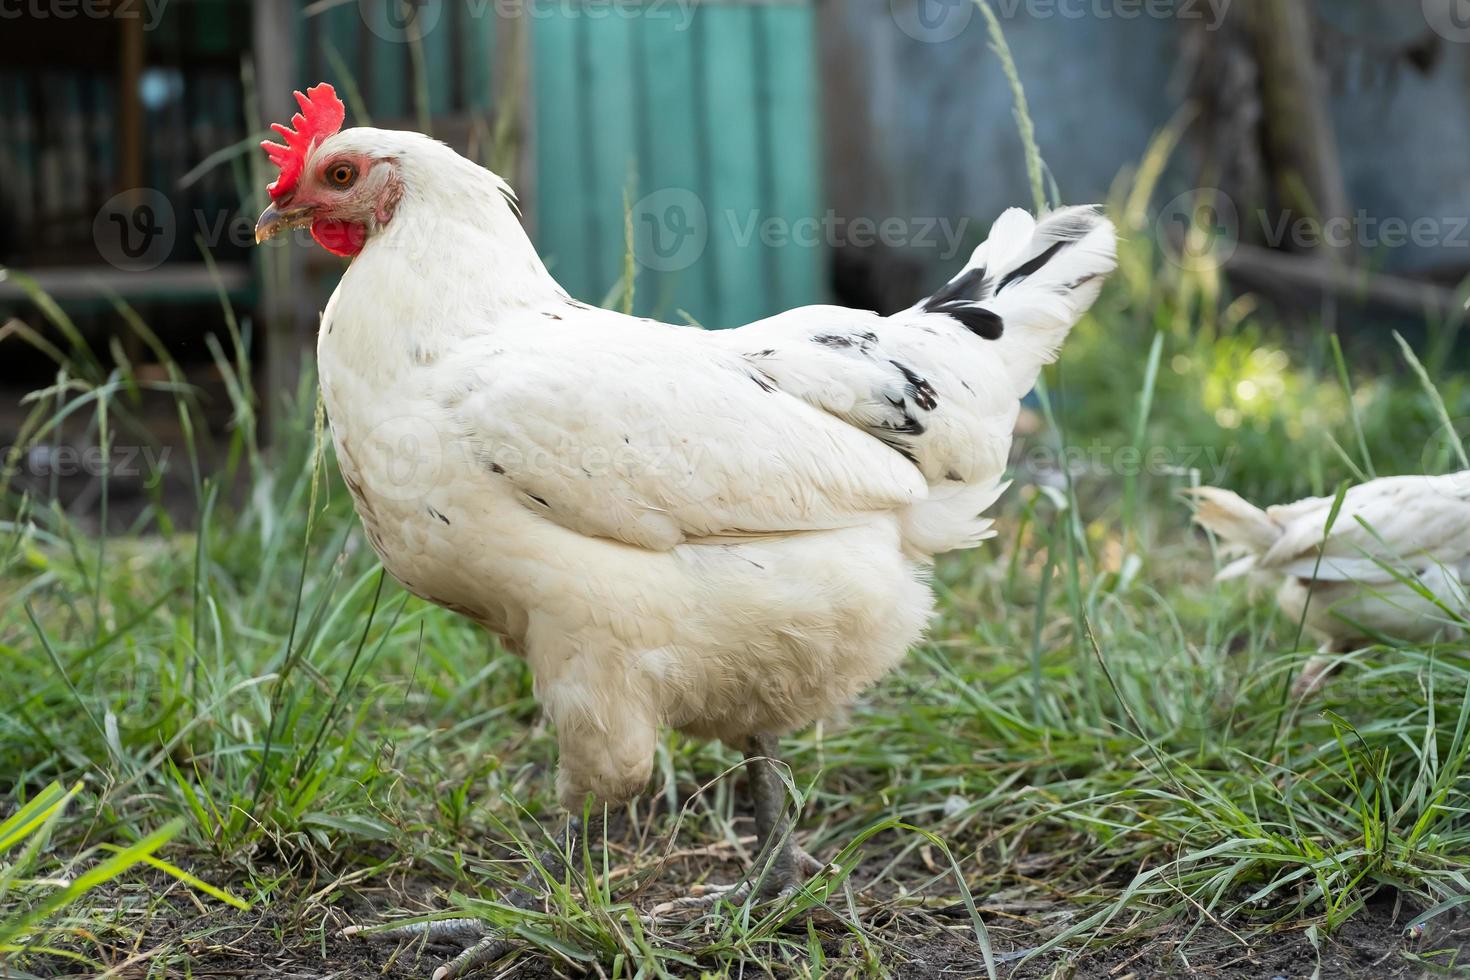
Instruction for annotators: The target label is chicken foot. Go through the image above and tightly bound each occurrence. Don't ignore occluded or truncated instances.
[651,733,826,916]
[341,813,602,980]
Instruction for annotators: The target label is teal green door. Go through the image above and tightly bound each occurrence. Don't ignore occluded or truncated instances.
[533,1,824,328]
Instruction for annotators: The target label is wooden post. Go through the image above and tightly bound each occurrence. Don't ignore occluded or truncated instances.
[1245,0,1353,262]
[252,0,308,437]
[117,9,144,194]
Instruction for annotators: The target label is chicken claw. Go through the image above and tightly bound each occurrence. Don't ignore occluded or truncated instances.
[651,735,832,919]
[340,815,600,980]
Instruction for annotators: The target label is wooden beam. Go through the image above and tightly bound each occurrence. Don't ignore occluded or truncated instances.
[0,264,251,302]
[1224,243,1462,318]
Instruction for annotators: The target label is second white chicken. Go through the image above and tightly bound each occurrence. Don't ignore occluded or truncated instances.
[1187,474,1470,696]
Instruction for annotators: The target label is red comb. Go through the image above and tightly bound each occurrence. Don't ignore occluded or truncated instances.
[261,83,346,201]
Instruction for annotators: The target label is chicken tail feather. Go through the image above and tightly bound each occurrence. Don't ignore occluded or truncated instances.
[1184,486,1282,578]
[915,206,1117,397]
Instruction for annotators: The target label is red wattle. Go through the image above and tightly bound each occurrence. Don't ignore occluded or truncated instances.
[311,219,366,257]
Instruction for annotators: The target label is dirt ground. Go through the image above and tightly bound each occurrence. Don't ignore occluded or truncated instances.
[15,862,1464,980]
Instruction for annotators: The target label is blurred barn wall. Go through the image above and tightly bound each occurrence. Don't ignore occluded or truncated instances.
[823,0,1470,310]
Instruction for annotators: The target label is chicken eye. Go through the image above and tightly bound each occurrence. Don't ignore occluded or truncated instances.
[327,162,357,188]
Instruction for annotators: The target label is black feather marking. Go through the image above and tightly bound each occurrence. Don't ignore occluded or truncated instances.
[812,330,878,353]
[879,396,925,436]
[749,372,777,393]
[526,492,549,508]
[489,462,506,475]
[542,311,563,320]
[996,241,1067,293]
[940,306,1003,340]
[813,333,855,348]
[925,265,989,308]
[920,266,1003,340]
[427,506,451,526]
[890,360,938,411]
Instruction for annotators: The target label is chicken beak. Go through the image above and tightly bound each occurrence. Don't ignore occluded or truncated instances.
[254,202,314,244]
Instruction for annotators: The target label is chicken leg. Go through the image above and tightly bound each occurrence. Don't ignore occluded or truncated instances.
[341,813,602,980]
[651,733,826,916]
[344,736,825,977]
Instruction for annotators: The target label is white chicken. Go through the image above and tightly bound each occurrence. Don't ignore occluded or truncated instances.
[253,84,1117,977]
[1187,474,1470,697]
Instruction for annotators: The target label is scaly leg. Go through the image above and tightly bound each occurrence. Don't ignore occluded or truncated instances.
[746,733,826,890]
[342,813,602,980]
[652,734,826,916]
